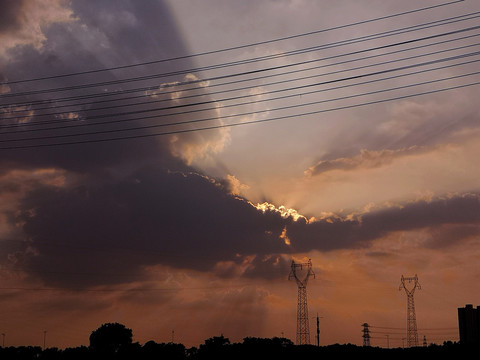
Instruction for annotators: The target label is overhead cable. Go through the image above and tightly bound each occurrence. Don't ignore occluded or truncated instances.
[0,0,465,85]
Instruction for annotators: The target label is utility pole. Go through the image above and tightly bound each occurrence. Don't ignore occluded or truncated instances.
[399,275,421,347]
[43,330,47,350]
[1,333,4,347]
[314,314,324,346]
[289,259,315,345]
[386,334,389,349]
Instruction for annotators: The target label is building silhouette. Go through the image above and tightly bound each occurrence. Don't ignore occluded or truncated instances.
[458,304,480,344]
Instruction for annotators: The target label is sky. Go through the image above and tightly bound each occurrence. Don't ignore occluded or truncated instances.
[0,0,479,350]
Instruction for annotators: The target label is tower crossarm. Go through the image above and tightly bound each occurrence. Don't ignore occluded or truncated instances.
[399,274,421,295]
[289,259,315,286]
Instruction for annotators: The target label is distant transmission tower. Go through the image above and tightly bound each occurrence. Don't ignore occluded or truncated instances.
[289,259,315,345]
[362,323,371,347]
[399,274,421,347]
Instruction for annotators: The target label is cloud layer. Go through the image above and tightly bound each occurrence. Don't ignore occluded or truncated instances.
[5,161,479,287]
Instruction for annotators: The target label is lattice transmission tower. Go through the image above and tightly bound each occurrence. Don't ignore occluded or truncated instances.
[289,259,315,345]
[399,274,421,347]
[362,323,371,347]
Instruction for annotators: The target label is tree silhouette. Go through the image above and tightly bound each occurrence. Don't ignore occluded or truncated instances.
[141,341,186,360]
[198,335,230,359]
[201,335,230,350]
[89,322,132,354]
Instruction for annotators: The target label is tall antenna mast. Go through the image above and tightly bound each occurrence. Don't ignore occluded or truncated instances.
[399,274,421,347]
[289,259,315,345]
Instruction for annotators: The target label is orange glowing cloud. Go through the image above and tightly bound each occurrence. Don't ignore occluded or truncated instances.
[250,201,314,223]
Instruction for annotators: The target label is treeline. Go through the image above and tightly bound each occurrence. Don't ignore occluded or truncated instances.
[1,338,479,360]
[0,323,478,360]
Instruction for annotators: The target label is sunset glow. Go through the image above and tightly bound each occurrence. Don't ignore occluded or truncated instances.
[0,0,479,351]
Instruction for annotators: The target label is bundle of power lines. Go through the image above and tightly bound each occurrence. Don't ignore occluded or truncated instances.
[368,325,459,346]
[0,0,479,150]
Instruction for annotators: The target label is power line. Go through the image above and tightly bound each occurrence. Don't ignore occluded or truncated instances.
[0,0,465,85]
[2,53,479,138]
[1,79,478,150]
[2,11,479,99]
[4,32,480,123]
[3,22,479,115]
[370,331,405,335]
[2,62,479,146]
[3,46,480,134]
[370,325,458,331]
[371,330,457,335]
[5,30,479,117]
[0,2,478,150]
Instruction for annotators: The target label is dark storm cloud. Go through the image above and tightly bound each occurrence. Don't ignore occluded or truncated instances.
[2,0,479,289]
[424,224,480,248]
[0,0,201,174]
[69,0,185,63]
[0,0,24,33]
[288,193,480,252]
[0,0,231,282]
[0,0,264,288]
[7,165,290,287]
[8,163,479,288]
[242,254,291,280]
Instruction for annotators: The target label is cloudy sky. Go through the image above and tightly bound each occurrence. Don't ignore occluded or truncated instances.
[0,0,479,349]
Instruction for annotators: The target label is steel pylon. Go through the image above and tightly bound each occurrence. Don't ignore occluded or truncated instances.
[362,323,371,347]
[399,274,421,347]
[289,259,315,345]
